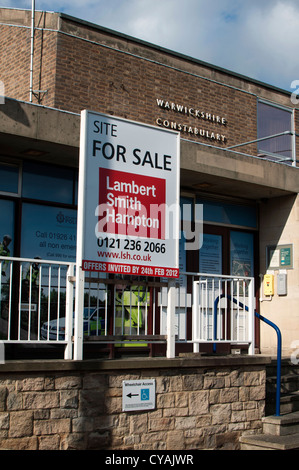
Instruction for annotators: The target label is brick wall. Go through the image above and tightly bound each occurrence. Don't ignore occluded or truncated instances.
[0,24,57,107]
[0,14,259,154]
[53,33,258,153]
[0,358,267,450]
[1,11,295,157]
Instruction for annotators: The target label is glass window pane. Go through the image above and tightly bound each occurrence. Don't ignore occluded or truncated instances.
[230,231,254,277]
[74,173,78,205]
[258,102,292,160]
[21,203,77,262]
[180,196,194,221]
[22,162,74,204]
[0,163,19,194]
[197,199,257,229]
[0,199,15,258]
[199,234,222,274]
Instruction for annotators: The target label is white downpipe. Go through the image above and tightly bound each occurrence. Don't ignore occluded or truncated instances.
[29,0,35,102]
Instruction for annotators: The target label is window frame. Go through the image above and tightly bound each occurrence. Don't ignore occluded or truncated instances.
[0,158,78,258]
[257,99,296,166]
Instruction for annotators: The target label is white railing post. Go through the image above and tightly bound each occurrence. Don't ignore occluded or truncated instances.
[248,277,255,355]
[166,279,176,358]
[64,263,75,360]
[192,280,199,353]
[74,265,85,360]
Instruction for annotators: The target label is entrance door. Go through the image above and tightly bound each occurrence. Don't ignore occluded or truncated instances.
[185,223,258,353]
[187,224,256,279]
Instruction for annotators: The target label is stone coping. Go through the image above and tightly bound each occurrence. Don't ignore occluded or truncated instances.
[0,354,272,373]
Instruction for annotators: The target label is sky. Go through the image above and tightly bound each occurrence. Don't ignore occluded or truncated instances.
[1,0,299,92]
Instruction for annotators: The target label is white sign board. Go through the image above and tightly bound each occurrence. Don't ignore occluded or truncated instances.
[122,379,156,412]
[77,110,180,278]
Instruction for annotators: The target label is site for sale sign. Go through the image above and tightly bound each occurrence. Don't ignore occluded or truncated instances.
[77,110,180,278]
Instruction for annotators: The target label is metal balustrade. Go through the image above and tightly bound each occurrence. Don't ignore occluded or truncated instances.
[0,257,256,359]
[191,273,255,354]
[0,256,75,359]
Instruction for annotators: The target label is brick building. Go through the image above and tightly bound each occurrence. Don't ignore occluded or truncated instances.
[0,7,299,358]
[1,5,299,451]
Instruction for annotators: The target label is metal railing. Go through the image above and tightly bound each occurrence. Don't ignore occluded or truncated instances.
[191,273,255,354]
[0,257,282,413]
[255,311,282,416]
[0,258,256,359]
[212,294,282,415]
[0,256,75,359]
[81,274,168,345]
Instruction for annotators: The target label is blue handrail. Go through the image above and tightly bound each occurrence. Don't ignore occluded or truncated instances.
[213,294,282,416]
[255,311,282,417]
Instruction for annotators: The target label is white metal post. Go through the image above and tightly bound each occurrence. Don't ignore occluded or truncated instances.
[73,111,88,360]
[248,278,255,355]
[64,263,74,360]
[192,280,199,353]
[166,279,176,358]
[74,266,85,360]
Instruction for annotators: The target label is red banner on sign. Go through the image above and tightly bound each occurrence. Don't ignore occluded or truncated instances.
[82,259,179,277]
[98,168,166,239]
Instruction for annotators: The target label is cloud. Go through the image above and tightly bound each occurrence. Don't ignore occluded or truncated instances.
[235,1,299,89]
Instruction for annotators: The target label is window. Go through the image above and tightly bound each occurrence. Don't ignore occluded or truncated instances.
[230,231,254,278]
[199,234,222,274]
[0,160,78,260]
[196,198,257,229]
[20,203,77,261]
[0,199,15,257]
[258,101,294,163]
[22,161,75,204]
[0,163,19,195]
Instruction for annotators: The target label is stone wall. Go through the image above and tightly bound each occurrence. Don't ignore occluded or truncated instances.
[0,356,269,450]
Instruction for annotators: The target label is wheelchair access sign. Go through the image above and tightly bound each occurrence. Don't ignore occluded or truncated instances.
[122,379,156,412]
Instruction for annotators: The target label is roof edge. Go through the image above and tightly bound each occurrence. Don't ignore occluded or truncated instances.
[0,7,292,97]
[57,11,291,97]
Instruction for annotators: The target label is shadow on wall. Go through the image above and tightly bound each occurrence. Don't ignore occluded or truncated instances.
[0,97,31,127]
[259,194,297,276]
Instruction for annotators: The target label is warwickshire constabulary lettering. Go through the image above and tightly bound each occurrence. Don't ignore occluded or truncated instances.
[156,98,228,142]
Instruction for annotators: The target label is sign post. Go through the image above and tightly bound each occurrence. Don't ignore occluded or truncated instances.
[74,110,180,359]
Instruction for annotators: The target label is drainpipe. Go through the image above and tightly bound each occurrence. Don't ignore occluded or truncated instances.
[29,0,35,102]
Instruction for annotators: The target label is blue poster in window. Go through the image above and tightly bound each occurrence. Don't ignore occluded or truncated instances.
[199,234,222,274]
[230,231,254,277]
[21,203,77,262]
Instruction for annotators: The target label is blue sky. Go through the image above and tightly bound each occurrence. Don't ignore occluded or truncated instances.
[1,0,299,92]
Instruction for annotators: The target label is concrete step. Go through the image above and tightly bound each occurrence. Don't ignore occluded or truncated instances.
[267,374,299,394]
[266,359,299,415]
[266,390,299,415]
[240,433,299,450]
[263,411,299,435]
[240,411,299,450]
